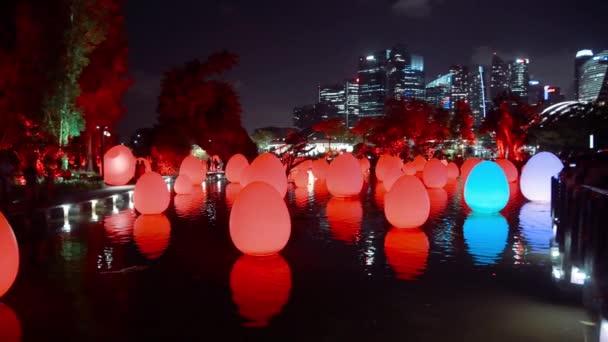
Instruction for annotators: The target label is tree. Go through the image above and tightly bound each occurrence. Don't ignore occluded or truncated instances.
[156,51,258,164]
[251,130,274,151]
[350,117,380,145]
[450,100,476,143]
[312,118,346,154]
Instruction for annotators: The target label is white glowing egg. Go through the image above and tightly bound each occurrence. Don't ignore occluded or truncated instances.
[520,152,564,202]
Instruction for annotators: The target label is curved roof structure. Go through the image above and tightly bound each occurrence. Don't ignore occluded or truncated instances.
[538,101,590,125]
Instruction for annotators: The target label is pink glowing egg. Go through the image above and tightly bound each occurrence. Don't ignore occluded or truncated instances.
[225,154,249,183]
[230,255,291,327]
[0,213,18,298]
[412,155,427,172]
[240,153,287,197]
[460,158,481,182]
[0,303,21,340]
[383,166,404,191]
[422,158,448,189]
[133,214,171,260]
[402,162,417,175]
[312,159,329,180]
[173,174,193,194]
[376,155,403,182]
[225,183,241,208]
[134,172,170,214]
[385,175,430,228]
[358,157,371,175]
[179,155,206,185]
[103,145,136,186]
[384,228,429,280]
[440,159,448,166]
[327,197,362,244]
[313,180,330,202]
[229,182,291,256]
[294,170,310,188]
[326,153,363,197]
[447,162,460,179]
[495,159,518,183]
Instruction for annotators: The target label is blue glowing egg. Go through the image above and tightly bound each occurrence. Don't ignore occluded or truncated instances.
[464,161,509,213]
[463,213,508,266]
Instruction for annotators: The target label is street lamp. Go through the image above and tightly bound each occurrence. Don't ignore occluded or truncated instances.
[96,125,110,177]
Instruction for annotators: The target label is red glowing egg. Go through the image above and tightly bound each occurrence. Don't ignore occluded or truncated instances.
[133,214,171,260]
[0,212,18,298]
[0,303,21,340]
[460,158,481,182]
[104,209,136,244]
[173,174,193,194]
[326,197,362,244]
[312,159,329,180]
[428,188,448,217]
[103,145,136,186]
[495,159,518,183]
[179,155,206,185]
[385,175,430,228]
[174,186,205,218]
[240,153,287,197]
[358,157,371,175]
[384,228,429,280]
[134,172,170,214]
[422,158,448,189]
[230,255,291,327]
[440,159,448,166]
[225,154,249,183]
[326,153,363,197]
[383,166,404,191]
[225,183,241,208]
[294,170,310,188]
[447,162,460,179]
[376,155,403,182]
[229,182,291,256]
[402,162,417,176]
[412,155,427,172]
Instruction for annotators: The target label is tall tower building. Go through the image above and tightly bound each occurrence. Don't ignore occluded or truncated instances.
[425,73,452,109]
[387,46,425,99]
[490,54,510,100]
[575,50,594,100]
[579,50,608,104]
[510,58,530,101]
[449,65,469,109]
[358,51,389,117]
[468,65,488,125]
[345,79,360,128]
[319,83,346,115]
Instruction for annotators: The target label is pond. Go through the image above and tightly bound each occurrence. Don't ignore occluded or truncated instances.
[2,177,589,340]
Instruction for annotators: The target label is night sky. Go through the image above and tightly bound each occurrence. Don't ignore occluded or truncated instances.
[120,0,608,140]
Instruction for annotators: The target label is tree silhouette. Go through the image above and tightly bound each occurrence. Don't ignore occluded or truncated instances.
[450,100,476,143]
[312,118,346,153]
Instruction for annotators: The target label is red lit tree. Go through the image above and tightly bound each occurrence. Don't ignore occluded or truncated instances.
[450,100,476,143]
[312,117,346,154]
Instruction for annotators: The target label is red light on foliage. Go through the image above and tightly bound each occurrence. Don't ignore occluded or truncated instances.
[173,174,193,194]
[230,182,291,256]
[103,145,136,186]
[327,153,363,197]
[422,158,448,189]
[385,175,430,228]
[384,228,429,280]
[495,159,518,183]
[133,214,171,260]
[0,303,21,340]
[230,255,291,327]
[225,154,249,183]
[326,197,362,244]
[134,172,170,214]
[241,153,287,197]
[0,212,18,298]
[179,155,206,185]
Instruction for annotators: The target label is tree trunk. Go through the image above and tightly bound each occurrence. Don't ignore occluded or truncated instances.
[86,131,94,172]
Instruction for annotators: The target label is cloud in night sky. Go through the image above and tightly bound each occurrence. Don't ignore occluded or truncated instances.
[392,0,433,17]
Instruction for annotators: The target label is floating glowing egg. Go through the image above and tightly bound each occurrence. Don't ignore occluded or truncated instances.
[0,303,21,340]
[225,183,241,208]
[174,186,205,218]
[519,202,552,254]
[460,158,481,182]
[229,182,291,256]
[464,213,508,266]
[230,255,291,327]
[358,157,370,175]
[384,175,430,228]
[440,159,448,166]
[326,197,362,244]
[104,209,135,244]
[402,162,417,175]
[495,159,518,183]
[376,155,403,182]
[384,228,429,280]
[225,154,249,183]
[520,152,564,202]
[412,155,427,172]
[179,155,206,185]
[312,159,329,180]
[447,162,459,179]
[173,174,193,194]
[0,213,18,298]
[240,153,287,197]
[133,214,171,260]
[294,170,310,188]
[464,161,509,213]
[103,145,136,186]
[326,153,363,197]
[383,166,404,191]
[422,158,448,189]
[134,172,170,214]
[428,188,448,217]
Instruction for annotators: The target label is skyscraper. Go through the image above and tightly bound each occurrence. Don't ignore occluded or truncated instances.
[345,79,359,128]
[319,83,346,114]
[467,65,488,125]
[575,49,594,100]
[387,46,425,99]
[293,103,337,129]
[579,50,608,104]
[449,65,469,109]
[358,51,388,117]
[425,73,451,109]
[490,54,510,100]
[510,58,530,101]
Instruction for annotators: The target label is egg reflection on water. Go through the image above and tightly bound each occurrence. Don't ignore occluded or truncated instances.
[0,303,21,341]
[384,228,429,280]
[326,197,362,244]
[463,213,509,266]
[230,255,292,328]
[133,214,171,260]
[519,202,553,254]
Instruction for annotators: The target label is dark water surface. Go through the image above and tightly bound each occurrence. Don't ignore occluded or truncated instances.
[3,178,589,341]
